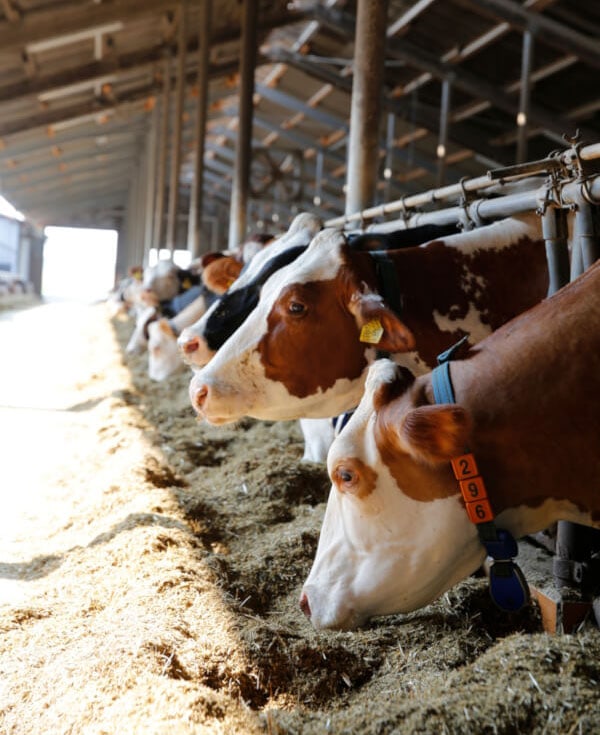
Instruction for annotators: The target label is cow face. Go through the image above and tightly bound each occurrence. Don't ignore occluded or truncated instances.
[178,212,323,369]
[147,319,180,382]
[300,359,484,630]
[143,260,180,302]
[189,230,415,423]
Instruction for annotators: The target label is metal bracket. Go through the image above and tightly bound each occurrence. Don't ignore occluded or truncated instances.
[562,129,596,183]
[398,195,412,226]
[458,177,477,231]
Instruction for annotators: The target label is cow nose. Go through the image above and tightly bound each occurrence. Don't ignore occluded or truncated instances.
[179,329,199,355]
[299,592,311,619]
[191,382,209,413]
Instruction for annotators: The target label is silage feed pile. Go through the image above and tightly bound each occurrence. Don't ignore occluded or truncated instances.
[1,300,599,735]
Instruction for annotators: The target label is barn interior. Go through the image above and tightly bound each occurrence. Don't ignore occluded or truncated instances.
[1,1,600,733]
[0,0,599,277]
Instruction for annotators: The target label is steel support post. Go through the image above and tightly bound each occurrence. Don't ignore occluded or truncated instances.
[228,0,258,249]
[437,79,451,187]
[313,150,324,206]
[516,30,533,164]
[188,0,211,259]
[542,207,569,296]
[383,112,395,203]
[143,106,158,266]
[166,0,188,255]
[345,0,388,217]
[153,51,171,252]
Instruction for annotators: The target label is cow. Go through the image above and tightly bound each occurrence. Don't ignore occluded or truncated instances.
[179,222,460,368]
[299,260,600,630]
[146,257,243,382]
[180,217,458,462]
[188,213,549,425]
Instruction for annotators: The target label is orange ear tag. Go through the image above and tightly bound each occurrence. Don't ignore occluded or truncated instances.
[359,319,384,344]
[182,277,192,290]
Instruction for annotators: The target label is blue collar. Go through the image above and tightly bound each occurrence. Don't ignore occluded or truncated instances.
[431,339,530,613]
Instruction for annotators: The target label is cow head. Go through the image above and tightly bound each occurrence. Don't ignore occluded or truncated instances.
[143,260,180,302]
[300,359,484,630]
[178,211,323,369]
[147,318,181,381]
[189,229,416,423]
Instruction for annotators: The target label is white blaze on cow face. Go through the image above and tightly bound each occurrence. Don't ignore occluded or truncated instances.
[189,229,373,422]
[301,359,484,631]
[178,212,323,368]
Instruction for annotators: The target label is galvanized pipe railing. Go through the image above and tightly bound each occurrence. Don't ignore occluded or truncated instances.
[324,141,600,230]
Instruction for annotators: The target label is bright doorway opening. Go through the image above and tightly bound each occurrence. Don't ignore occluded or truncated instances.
[42,227,118,302]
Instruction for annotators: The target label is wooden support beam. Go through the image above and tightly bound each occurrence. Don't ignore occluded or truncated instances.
[0,56,242,140]
[467,0,600,70]
[266,47,508,169]
[345,0,388,215]
[0,0,178,55]
[228,0,258,249]
[313,5,599,147]
[188,0,211,258]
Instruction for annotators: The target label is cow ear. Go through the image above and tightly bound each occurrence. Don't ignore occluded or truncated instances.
[202,257,242,294]
[350,292,416,352]
[399,404,472,465]
[158,318,175,337]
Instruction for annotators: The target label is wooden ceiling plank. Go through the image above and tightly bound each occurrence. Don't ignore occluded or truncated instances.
[0,0,179,55]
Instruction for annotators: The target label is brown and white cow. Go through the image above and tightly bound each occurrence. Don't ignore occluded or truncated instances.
[146,257,244,382]
[300,260,600,630]
[189,214,549,424]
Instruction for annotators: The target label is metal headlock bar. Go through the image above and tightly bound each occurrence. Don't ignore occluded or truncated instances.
[325,137,600,632]
[324,141,600,232]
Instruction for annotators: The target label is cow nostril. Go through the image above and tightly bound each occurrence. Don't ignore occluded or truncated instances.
[182,335,200,354]
[194,384,209,411]
[299,592,311,619]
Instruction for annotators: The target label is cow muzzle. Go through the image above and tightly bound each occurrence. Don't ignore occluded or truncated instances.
[299,584,361,631]
[188,372,235,425]
[178,328,215,367]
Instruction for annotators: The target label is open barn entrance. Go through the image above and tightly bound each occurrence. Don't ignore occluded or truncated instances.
[41,227,118,303]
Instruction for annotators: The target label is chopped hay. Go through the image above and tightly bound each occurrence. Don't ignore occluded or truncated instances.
[1,301,599,734]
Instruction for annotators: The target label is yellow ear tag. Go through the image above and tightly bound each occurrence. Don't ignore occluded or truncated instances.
[359,319,384,344]
[182,277,192,290]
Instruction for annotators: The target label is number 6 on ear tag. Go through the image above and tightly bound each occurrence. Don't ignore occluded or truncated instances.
[360,319,384,344]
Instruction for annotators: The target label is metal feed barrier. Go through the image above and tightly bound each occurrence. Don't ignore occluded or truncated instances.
[326,136,600,633]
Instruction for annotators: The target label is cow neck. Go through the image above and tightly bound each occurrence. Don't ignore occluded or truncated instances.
[365,249,403,360]
[431,338,530,613]
[366,250,404,316]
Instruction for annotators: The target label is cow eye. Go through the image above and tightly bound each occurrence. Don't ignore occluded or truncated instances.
[287,300,306,316]
[333,464,359,492]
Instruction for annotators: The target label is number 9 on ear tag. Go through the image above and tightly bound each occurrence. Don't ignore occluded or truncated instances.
[360,319,384,344]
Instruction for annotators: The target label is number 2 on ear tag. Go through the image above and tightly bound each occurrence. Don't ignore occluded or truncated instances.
[360,319,384,344]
